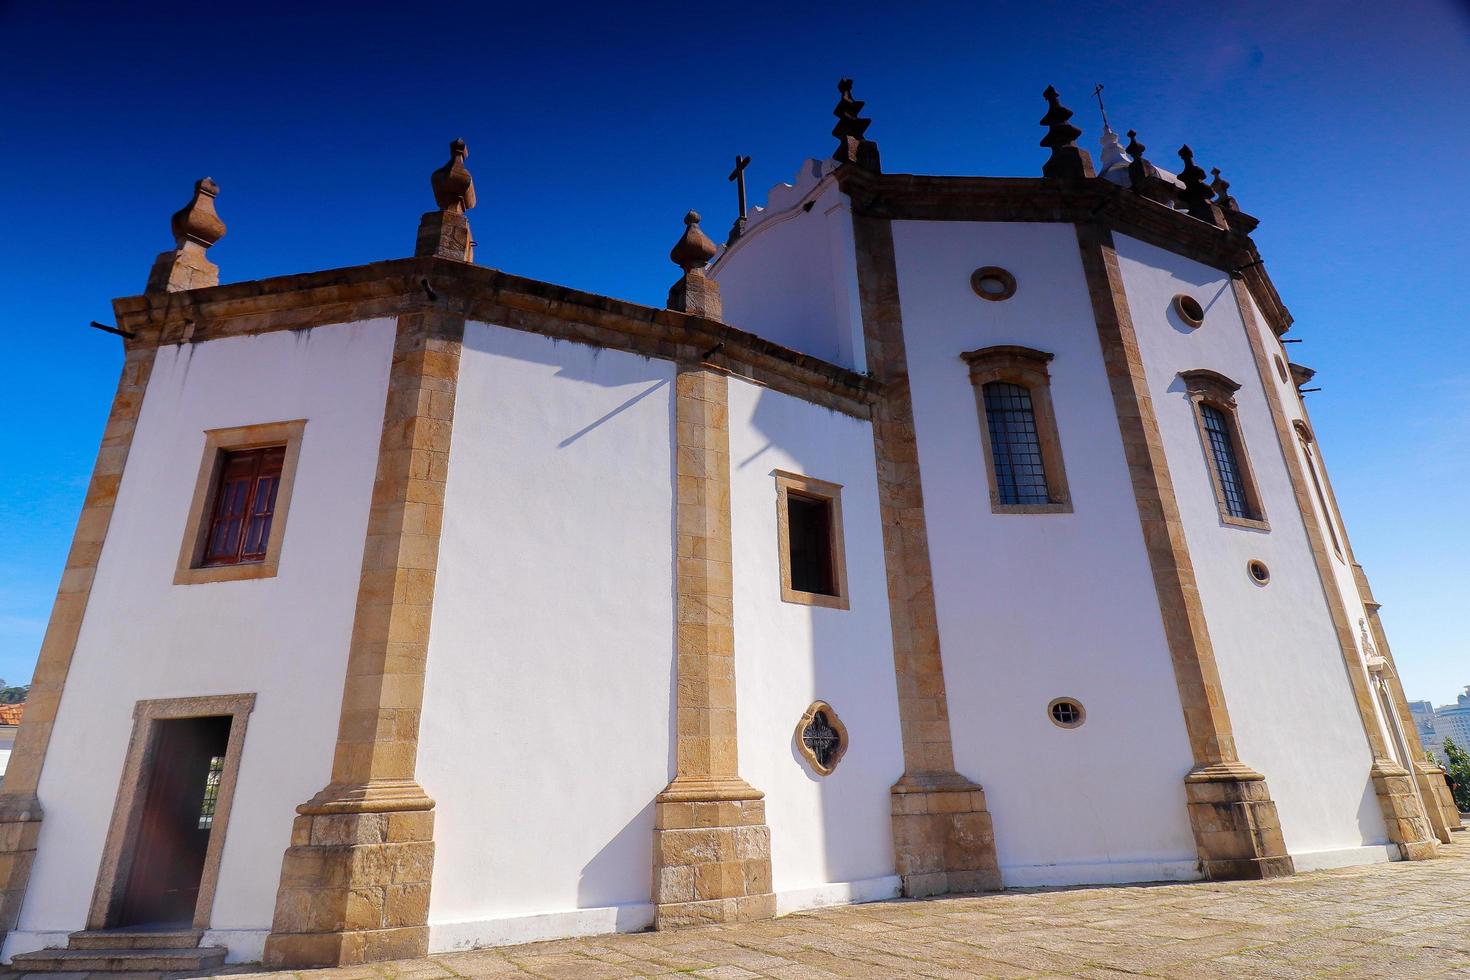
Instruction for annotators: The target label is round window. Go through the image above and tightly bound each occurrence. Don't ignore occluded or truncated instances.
[970,266,1017,302]
[1047,698,1086,729]
[1172,294,1204,327]
[1248,559,1271,585]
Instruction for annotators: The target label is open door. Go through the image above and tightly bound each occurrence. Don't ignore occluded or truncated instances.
[116,715,232,926]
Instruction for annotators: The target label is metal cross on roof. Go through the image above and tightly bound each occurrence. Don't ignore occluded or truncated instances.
[1092,83,1111,131]
[728,155,752,222]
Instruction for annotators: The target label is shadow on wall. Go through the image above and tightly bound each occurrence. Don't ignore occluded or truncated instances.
[457,327,678,915]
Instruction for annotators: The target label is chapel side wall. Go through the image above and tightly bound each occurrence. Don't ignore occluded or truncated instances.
[711,176,865,371]
[887,219,1200,885]
[9,320,395,960]
[726,378,904,908]
[1237,289,1397,741]
[1114,234,1392,863]
[418,323,675,951]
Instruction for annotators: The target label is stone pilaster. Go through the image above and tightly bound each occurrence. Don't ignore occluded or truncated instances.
[1229,276,1437,861]
[848,205,1001,898]
[0,341,157,947]
[1075,222,1292,880]
[652,366,774,929]
[262,309,463,967]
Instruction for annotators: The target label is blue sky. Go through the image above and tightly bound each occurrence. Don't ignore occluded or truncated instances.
[1,1,1466,704]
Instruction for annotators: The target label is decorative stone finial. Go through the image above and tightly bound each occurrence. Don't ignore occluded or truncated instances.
[430,139,476,213]
[146,177,226,293]
[1098,124,1132,177]
[1210,167,1238,212]
[1176,145,1218,223]
[1039,86,1095,180]
[667,211,722,320]
[172,178,226,248]
[416,138,476,261]
[831,78,881,172]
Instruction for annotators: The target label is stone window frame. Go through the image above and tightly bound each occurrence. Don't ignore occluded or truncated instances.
[961,345,1072,515]
[1179,370,1269,531]
[774,470,850,610]
[175,420,306,585]
[794,700,849,776]
[87,693,256,931]
[1292,419,1346,562]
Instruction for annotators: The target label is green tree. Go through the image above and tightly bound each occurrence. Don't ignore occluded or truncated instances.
[1443,738,1470,813]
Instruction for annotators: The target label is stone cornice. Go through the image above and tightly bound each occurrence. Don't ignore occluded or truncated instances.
[112,256,879,419]
[834,167,1294,337]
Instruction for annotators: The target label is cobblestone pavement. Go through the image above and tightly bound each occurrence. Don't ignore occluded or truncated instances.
[23,834,1470,980]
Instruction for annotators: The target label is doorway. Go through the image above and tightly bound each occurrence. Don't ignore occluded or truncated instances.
[88,694,255,933]
[117,716,231,926]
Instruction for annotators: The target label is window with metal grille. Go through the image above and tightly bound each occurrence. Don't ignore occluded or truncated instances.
[786,493,837,596]
[203,446,285,566]
[1199,404,1253,519]
[197,754,225,830]
[982,382,1050,505]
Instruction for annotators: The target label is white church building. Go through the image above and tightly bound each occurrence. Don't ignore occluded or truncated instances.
[0,81,1459,971]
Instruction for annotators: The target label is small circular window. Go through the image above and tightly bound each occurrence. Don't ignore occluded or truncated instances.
[1172,294,1204,327]
[1248,559,1271,585]
[1048,698,1086,729]
[795,701,848,775]
[971,266,1017,302]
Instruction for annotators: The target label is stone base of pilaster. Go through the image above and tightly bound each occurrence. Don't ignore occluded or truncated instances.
[1370,760,1437,860]
[652,779,773,930]
[890,772,1002,898]
[262,792,435,968]
[1414,763,1455,844]
[1423,764,1464,833]
[1184,764,1294,880]
[0,795,43,941]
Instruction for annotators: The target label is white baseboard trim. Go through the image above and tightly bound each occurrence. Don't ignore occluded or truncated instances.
[774,875,901,916]
[429,903,655,952]
[203,928,269,964]
[2,930,71,963]
[1290,843,1398,872]
[1000,859,1201,888]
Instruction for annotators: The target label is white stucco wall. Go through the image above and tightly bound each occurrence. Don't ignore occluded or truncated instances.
[419,325,676,951]
[1114,234,1390,864]
[1238,290,1401,767]
[10,319,395,961]
[726,378,904,909]
[711,172,865,372]
[889,220,1201,885]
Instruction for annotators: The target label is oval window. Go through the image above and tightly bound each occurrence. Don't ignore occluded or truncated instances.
[970,266,1017,302]
[1248,559,1271,585]
[1173,294,1204,327]
[1047,697,1086,729]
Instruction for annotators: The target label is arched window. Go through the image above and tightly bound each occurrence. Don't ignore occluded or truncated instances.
[1179,370,1267,529]
[983,382,1049,505]
[962,346,1070,514]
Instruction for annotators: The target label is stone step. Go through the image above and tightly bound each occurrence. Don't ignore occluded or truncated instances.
[11,945,227,972]
[68,929,204,950]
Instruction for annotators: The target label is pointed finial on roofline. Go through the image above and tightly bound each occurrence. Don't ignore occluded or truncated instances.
[1039,86,1095,180]
[832,77,881,172]
[145,177,226,293]
[667,210,722,321]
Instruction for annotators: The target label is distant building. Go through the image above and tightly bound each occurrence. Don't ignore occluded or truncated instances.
[0,703,25,786]
[1435,688,1470,754]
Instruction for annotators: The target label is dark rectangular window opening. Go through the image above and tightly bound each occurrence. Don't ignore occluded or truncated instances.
[983,381,1050,506]
[202,446,285,567]
[786,492,837,596]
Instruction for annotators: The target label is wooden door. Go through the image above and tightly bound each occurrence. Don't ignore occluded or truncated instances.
[117,715,232,927]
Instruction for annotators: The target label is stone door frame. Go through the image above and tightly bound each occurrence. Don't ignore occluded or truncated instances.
[87,693,255,931]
